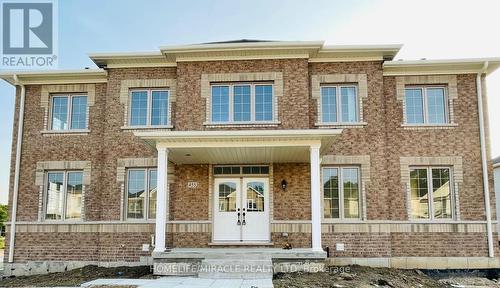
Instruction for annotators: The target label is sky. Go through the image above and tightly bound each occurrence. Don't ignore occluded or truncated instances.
[0,0,499,204]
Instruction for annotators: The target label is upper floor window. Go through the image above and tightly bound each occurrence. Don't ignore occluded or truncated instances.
[45,171,83,220]
[211,83,274,123]
[126,168,157,220]
[410,167,453,220]
[320,85,358,123]
[405,86,448,124]
[50,95,88,130]
[323,167,360,219]
[129,89,169,126]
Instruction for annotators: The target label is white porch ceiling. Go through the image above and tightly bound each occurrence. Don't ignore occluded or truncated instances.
[134,129,342,165]
[168,146,311,164]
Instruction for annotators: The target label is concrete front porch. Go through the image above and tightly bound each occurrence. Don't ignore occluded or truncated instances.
[152,248,327,278]
[153,247,327,259]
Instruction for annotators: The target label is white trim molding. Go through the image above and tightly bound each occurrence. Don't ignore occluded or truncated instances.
[119,79,176,129]
[396,75,458,128]
[311,74,368,127]
[201,72,283,125]
[35,161,91,221]
[400,156,463,221]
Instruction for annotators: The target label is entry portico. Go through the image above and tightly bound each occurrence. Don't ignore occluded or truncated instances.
[134,129,341,254]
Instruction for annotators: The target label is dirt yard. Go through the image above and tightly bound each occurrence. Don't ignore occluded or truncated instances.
[0,265,154,287]
[273,265,500,288]
[0,265,499,287]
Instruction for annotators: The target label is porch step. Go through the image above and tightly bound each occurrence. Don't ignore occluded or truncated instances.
[198,257,273,279]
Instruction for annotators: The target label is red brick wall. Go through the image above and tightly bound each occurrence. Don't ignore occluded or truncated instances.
[12,232,151,262]
[169,165,209,221]
[323,233,392,257]
[273,163,311,220]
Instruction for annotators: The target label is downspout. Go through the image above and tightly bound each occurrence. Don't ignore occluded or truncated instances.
[476,61,494,257]
[8,74,25,263]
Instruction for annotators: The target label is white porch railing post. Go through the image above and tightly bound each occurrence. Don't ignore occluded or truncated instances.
[310,144,322,252]
[154,146,168,252]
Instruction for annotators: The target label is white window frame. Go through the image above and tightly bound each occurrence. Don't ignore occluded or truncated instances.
[404,86,449,125]
[43,170,83,221]
[319,84,359,124]
[321,166,361,220]
[210,82,275,124]
[409,166,454,221]
[128,88,170,127]
[49,94,88,131]
[125,167,157,221]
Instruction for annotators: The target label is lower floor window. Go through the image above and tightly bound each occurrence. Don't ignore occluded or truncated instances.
[126,168,157,220]
[410,167,453,220]
[323,167,360,219]
[45,171,83,220]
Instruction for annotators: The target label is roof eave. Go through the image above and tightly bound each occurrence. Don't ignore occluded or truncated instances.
[383,58,500,76]
[88,52,174,69]
[159,41,325,54]
[0,69,108,85]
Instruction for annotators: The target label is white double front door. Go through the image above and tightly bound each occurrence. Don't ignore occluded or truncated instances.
[213,177,270,242]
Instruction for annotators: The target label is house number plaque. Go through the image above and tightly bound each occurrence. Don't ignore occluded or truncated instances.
[187,181,198,189]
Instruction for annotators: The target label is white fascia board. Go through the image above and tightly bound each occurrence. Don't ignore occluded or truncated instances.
[0,69,107,85]
[160,41,325,53]
[134,129,342,140]
[384,58,500,75]
[321,44,403,53]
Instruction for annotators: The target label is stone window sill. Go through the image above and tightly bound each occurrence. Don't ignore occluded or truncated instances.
[315,122,367,129]
[41,129,90,135]
[401,123,458,130]
[203,121,281,128]
[407,219,457,223]
[322,219,365,224]
[121,125,173,131]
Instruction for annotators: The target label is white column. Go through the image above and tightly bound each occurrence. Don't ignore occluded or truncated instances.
[154,146,168,252]
[310,144,322,252]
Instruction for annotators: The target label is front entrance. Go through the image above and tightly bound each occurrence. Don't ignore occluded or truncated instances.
[213,177,270,242]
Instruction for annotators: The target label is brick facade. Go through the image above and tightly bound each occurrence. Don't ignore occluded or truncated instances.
[5,54,497,268]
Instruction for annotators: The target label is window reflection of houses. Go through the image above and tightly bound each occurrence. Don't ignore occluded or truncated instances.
[128,188,146,219]
[218,183,236,212]
[247,182,264,212]
[46,180,64,220]
[66,182,83,219]
[323,175,339,219]
[432,180,451,218]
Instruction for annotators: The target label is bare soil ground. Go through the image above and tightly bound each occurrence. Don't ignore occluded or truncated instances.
[0,265,499,287]
[273,265,500,288]
[0,265,154,287]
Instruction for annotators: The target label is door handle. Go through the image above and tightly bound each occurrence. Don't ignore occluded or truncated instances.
[237,208,241,225]
[242,212,246,225]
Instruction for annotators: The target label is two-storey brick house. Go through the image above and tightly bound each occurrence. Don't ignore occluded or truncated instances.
[1,40,499,276]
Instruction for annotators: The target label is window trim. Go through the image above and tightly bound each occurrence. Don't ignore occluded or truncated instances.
[208,82,277,125]
[43,170,84,221]
[48,94,88,131]
[321,166,362,221]
[125,167,157,221]
[409,166,454,221]
[128,88,170,128]
[404,85,449,125]
[319,84,360,125]
[213,165,270,177]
